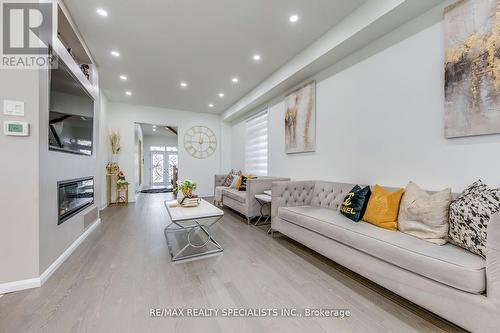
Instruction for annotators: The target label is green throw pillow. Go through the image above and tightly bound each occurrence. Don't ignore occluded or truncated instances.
[340,185,372,222]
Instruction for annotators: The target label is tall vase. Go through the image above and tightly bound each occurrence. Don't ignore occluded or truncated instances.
[109,154,119,174]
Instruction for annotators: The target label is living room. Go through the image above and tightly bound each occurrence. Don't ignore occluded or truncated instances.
[0,0,499,332]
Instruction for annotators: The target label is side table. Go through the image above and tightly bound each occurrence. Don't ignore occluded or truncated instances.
[254,193,272,227]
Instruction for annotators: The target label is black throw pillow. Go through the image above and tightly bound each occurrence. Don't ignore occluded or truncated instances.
[340,185,372,222]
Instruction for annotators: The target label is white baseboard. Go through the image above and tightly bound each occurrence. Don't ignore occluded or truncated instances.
[40,218,101,284]
[0,277,41,295]
[0,218,101,294]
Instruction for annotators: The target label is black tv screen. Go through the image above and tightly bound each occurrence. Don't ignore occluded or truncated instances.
[49,58,94,156]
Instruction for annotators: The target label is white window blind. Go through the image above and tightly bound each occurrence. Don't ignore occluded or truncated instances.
[245,110,268,176]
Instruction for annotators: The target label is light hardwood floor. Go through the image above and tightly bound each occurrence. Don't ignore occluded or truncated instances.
[0,193,465,333]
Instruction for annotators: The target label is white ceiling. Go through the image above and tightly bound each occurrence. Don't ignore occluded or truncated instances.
[140,123,178,137]
[63,0,367,114]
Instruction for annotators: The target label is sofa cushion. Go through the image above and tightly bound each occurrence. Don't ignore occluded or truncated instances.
[238,174,255,191]
[398,181,452,245]
[340,185,371,222]
[449,180,500,258]
[222,188,246,203]
[222,169,241,187]
[278,206,485,293]
[362,185,404,230]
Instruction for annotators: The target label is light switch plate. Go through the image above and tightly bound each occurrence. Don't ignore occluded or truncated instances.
[3,100,25,116]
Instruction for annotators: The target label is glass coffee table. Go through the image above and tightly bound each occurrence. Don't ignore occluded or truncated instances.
[164,199,224,262]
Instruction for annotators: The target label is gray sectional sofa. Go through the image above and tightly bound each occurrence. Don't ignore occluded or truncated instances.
[214,175,289,224]
[271,180,500,333]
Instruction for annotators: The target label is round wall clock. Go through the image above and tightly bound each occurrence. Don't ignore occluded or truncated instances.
[184,126,217,159]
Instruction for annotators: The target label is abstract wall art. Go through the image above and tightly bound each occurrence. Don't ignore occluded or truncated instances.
[285,81,316,153]
[444,0,500,138]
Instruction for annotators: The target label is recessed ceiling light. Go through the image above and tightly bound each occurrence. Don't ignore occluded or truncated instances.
[152,128,156,131]
[111,50,120,57]
[125,91,132,96]
[289,14,299,23]
[119,75,127,80]
[96,8,108,17]
[232,77,239,83]
[152,125,156,128]
[180,82,188,88]
[253,54,261,61]
[208,103,214,108]
[218,93,225,98]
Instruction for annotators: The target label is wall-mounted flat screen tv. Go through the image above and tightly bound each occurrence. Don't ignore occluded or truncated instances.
[49,57,94,156]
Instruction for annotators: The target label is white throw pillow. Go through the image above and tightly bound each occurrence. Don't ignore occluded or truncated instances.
[398,181,452,245]
[229,176,239,189]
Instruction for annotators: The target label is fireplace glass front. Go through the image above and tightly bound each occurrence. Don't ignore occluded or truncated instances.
[58,177,94,224]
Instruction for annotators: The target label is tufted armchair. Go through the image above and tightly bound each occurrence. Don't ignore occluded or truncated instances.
[215,175,290,224]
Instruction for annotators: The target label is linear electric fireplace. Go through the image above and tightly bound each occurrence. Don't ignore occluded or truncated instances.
[58,177,94,225]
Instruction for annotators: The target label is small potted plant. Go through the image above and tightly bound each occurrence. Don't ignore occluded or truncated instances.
[116,171,129,189]
[179,180,197,198]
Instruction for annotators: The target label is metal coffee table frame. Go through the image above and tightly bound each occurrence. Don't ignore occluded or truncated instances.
[164,201,223,262]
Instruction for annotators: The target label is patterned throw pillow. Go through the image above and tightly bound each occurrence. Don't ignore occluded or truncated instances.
[448,180,500,258]
[222,169,241,187]
[222,170,235,187]
[340,185,371,222]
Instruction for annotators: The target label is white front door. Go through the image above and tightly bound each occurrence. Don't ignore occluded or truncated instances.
[151,151,167,186]
[167,153,178,185]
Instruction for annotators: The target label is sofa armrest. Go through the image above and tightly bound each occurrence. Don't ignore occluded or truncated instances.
[214,174,227,188]
[271,180,316,219]
[487,211,500,305]
[246,177,290,218]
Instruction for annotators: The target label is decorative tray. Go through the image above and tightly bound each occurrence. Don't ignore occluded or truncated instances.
[177,197,201,207]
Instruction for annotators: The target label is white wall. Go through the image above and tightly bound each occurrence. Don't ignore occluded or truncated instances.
[133,124,143,192]
[229,120,246,172]
[226,5,500,192]
[0,61,104,283]
[38,68,102,273]
[220,121,233,174]
[0,69,40,283]
[142,134,178,187]
[107,103,221,198]
[98,93,109,209]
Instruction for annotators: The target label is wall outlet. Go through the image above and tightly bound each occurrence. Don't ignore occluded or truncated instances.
[3,100,25,116]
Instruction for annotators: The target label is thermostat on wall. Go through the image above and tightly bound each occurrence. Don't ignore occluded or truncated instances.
[4,121,29,136]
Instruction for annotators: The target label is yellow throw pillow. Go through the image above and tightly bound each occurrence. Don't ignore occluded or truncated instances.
[362,185,404,230]
[235,175,244,189]
[235,174,253,190]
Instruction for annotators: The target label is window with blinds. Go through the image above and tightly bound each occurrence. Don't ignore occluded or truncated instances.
[245,110,268,176]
